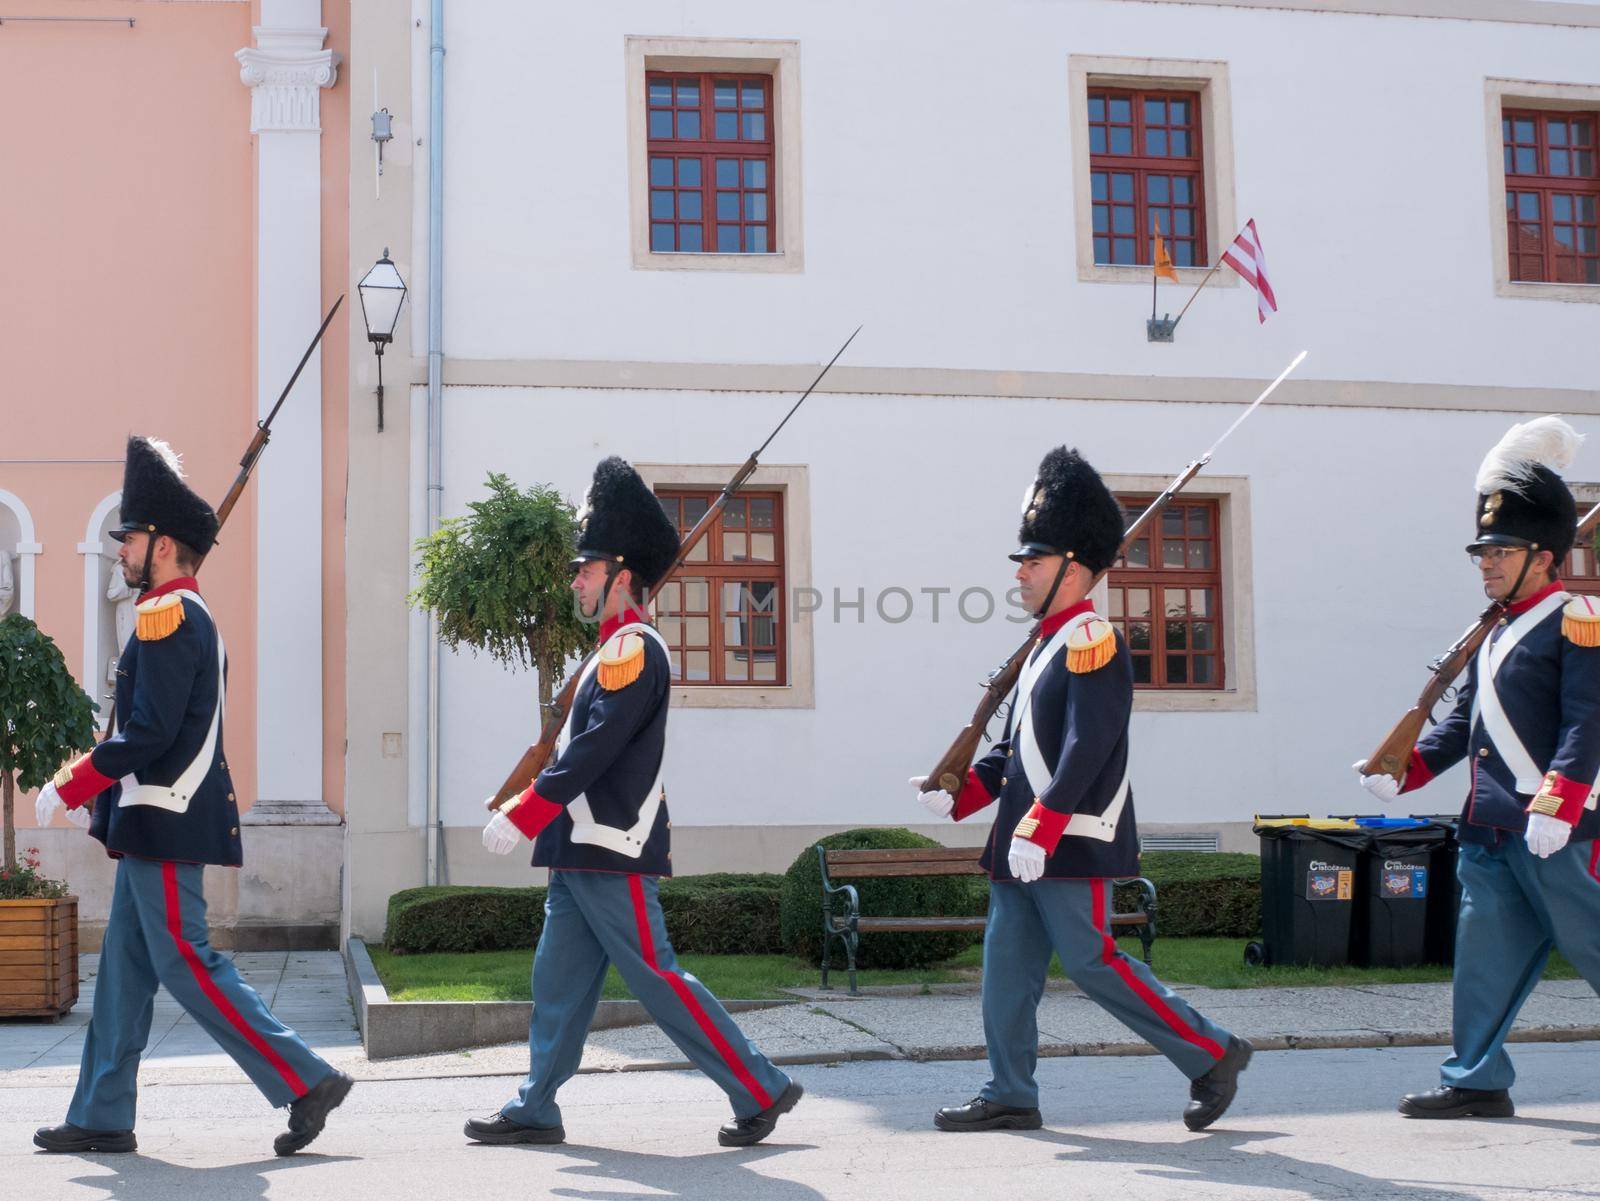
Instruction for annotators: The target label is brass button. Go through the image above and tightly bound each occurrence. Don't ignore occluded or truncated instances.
[1498,618,1508,627]
[229,826,238,836]
[1001,776,1009,787]
[1005,749,1013,758]
[1478,747,1490,758]
[227,793,235,802]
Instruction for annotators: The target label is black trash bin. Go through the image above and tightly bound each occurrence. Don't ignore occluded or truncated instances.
[1345,817,1455,968]
[1250,817,1366,967]
[1410,815,1462,966]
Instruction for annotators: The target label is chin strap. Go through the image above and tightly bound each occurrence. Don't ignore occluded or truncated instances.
[136,531,157,595]
[1505,551,1536,608]
[1032,555,1075,621]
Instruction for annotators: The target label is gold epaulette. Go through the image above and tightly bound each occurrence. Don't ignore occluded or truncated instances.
[1066,618,1117,674]
[597,631,646,690]
[1562,595,1600,647]
[135,594,186,641]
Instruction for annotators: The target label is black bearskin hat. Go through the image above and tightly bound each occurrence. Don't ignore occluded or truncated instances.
[571,456,680,591]
[110,436,220,554]
[1010,446,1124,572]
[1469,416,1581,563]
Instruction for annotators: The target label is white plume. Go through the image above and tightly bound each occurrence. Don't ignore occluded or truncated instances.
[144,437,185,478]
[1475,416,1582,495]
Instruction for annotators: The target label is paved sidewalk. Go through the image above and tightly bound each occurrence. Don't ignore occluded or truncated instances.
[2,953,1596,1094]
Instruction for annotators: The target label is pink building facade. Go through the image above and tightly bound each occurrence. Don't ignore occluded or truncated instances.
[1,0,350,947]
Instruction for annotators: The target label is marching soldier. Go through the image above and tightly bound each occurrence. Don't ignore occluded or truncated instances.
[911,447,1251,1133]
[1356,416,1600,1119]
[32,437,352,1156]
[470,457,801,1148]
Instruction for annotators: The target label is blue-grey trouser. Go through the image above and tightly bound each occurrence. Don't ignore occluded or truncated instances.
[67,857,332,1131]
[1442,836,1600,1091]
[501,870,791,1128]
[981,879,1233,1109]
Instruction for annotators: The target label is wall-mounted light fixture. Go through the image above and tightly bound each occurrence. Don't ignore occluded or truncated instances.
[357,249,407,432]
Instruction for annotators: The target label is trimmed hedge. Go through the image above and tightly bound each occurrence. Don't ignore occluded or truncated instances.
[779,828,988,970]
[385,873,784,955]
[1116,851,1260,937]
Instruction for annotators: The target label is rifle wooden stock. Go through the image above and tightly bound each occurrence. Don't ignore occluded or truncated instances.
[1360,498,1600,782]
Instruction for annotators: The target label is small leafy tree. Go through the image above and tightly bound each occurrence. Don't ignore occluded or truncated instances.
[0,615,98,877]
[410,472,593,710]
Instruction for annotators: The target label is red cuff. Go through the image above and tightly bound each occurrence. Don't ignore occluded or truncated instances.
[1532,772,1591,826]
[504,786,563,840]
[1014,800,1069,854]
[951,769,996,822]
[1397,748,1434,796]
[54,752,115,809]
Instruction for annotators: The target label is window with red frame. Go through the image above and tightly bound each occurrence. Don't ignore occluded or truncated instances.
[1503,109,1600,284]
[1089,88,1206,268]
[647,72,775,254]
[1562,513,1600,597]
[653,490,785,685]
[1105,497,1224,689]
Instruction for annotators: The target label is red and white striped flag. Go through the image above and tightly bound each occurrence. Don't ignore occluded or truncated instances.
[1220,219,1277,323]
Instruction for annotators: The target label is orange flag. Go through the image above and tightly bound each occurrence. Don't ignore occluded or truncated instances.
[1153,215,1179,283]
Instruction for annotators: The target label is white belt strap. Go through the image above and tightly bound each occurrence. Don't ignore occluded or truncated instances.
[564,623,671,858]
[1015,611,1131,843]
[117,590,225,815]
[1471,589,1568,794]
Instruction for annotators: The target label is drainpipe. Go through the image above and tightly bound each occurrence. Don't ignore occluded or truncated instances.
[424,0,445,885]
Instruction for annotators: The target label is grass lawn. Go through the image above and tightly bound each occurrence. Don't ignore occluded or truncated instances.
[369,939,1579,1002]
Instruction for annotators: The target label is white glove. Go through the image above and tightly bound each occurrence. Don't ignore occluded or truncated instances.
[1353,760,1401,802]
[1525,813,1572,859]
[908,775,954,819]
[34,783,63,828]
[64,802,92,830]
[482,810,520,855]
[1008,837,1047,883]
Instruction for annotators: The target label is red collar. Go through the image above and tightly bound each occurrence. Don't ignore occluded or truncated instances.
[599,606,651,643]
[1038,597,1095,638]
[139,576,200,603]
[1506,579,1564,616]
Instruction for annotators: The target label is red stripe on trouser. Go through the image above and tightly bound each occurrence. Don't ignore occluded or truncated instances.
[627,874,772,1109]
[1091,878,1225,1061]
[162,862,308,1097]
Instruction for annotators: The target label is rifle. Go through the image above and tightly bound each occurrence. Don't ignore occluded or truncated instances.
[100,296,344,738]
[486,326,862,811]
[1360,498,1600,781]
[924,350,1309,796]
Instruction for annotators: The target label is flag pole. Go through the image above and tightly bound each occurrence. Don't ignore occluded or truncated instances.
[1171,257,1226,328]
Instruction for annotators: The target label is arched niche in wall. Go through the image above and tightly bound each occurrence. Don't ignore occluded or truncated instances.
[78,492,125,726]
[0,489,40,619]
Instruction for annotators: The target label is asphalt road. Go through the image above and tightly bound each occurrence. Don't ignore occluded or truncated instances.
[4,1041,1598,1200]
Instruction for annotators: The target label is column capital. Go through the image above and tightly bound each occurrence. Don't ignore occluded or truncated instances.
[235,27,340,134]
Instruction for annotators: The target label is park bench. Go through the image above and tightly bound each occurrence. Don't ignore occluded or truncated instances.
[817,845,1158,994]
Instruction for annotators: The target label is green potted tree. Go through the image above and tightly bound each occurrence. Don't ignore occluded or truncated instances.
[411,471,593,713]
[0,614,98,1018]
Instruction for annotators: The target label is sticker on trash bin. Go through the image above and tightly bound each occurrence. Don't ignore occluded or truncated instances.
[1306,866,1353,900]
[1381,866,1429,898]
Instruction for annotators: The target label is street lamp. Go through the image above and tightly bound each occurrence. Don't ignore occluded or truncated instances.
[357,248,407,431]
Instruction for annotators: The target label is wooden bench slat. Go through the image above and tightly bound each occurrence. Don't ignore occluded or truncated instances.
[828,862,987,879]
[825,848,983,865]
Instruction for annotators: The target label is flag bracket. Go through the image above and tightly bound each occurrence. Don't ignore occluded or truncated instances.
[1147,315,1178,343]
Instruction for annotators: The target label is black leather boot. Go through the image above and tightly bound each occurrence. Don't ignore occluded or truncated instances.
[1399,1086,1514,1119]
[1184,1037,1254,1131]
[463,1113,566,1145]
[274,1070,354,1156]
[934,1097,1044,1132]
[33,1123,136,1154]
[718,1080,804,1147]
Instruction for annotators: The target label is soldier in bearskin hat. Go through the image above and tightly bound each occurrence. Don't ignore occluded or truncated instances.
[469,457,801,1148]
[32,437,352,1157]
[909,446,1251,1133]
[1356,416,1600,1119]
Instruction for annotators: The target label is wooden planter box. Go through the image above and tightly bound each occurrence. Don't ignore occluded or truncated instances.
[0,896,78,1019]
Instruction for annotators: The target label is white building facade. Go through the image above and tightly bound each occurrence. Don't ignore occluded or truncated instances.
[343,0,1600,938]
